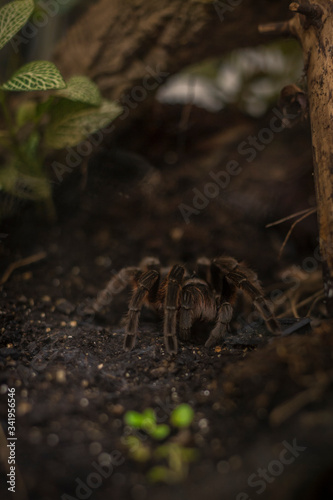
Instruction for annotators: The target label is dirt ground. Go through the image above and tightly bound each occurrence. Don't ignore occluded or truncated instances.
[1,103,332,500]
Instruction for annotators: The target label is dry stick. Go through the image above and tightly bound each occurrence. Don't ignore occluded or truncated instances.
[258,21,291,36]
[278,208,317,260]
[307,291,326,316]
[270,381,327,426]
[290,295,300,318]
[0,251,47,285]
[266,207,317,228]
[277,289,324,318]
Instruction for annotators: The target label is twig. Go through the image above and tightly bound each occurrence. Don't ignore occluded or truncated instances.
[290,296,299,318]
[0,251,47,285]
[289,2,323,20]
[269,381,327,426]
[266,207,316,228]
[277,289,323,318]
[258,21,292,36]
[306,291,326,317]
[278,208,317,259]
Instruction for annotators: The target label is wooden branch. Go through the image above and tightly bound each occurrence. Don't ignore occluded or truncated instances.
[53,0,292,101]
[262,0,333,313]
[258,20,292,36]
[289,1,323,19]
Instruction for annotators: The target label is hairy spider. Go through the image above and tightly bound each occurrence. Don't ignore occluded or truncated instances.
[91,256,280,354]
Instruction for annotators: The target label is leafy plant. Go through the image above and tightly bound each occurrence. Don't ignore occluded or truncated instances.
[170,403,194,428]
[122,404,198,483]
[148,443,199,483]
[0,0,122,218]
[124,407,170,440]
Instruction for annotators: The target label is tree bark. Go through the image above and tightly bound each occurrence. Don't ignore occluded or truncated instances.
[53,0,291,101]
[261,0,333,312]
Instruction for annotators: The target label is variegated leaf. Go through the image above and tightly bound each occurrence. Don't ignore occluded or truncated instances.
[54,76,102,106]
[0,0,34,51]
[1,61,66,92]
[44,99,122,149]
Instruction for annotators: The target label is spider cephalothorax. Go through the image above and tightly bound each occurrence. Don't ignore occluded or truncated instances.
[91,256,280,354]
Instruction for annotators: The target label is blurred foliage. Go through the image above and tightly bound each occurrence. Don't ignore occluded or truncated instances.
[123,404,198,484]
[0,0,122,220]
[158,39,304,116]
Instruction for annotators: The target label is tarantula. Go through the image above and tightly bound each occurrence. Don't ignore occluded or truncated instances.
[91,256,280,354]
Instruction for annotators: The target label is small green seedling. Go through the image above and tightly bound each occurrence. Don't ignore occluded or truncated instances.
[124,408,170,440]
[123,403,198,483]
[170,403,194,428]
[122,436,151,463]
[148,444,199,483]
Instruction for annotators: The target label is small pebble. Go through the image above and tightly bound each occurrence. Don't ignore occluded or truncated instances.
[17,402,32,416]
[111,404,125,416]
[56,370,66,383]
[170,227,184,241]
[80,398,89,407]
[47,434,59,447]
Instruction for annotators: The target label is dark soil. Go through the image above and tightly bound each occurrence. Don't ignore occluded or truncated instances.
[0,104,332,500]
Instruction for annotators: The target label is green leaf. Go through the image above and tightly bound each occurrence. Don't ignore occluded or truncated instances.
[44,99,122,149]
[122,436,151,462]
[15,101,37,128]
[55,76,102,106]
[0,0,34,51]
[179,447,199,462]
[149,424,170,440]
[1,61,66,92]
[170,404,194,428]
[141,408,156,431]
[0,163,50,201]
[147,466,176,483]
[124,411,144,428]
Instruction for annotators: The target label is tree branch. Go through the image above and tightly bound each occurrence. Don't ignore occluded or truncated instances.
[53,0,292,101]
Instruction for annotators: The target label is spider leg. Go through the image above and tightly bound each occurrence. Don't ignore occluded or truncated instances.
[163,265,185,354]
[226,268,280,333]
[205,301,233,347]
[124,270,160,351]
[91,266,140,313]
